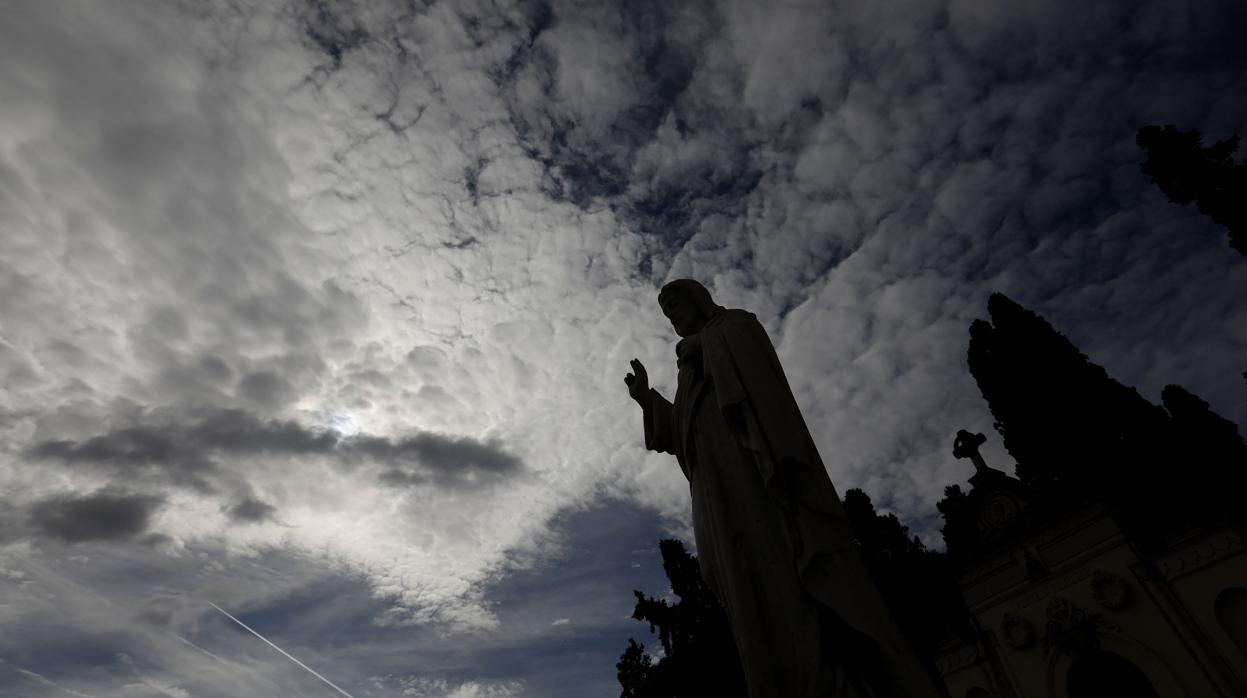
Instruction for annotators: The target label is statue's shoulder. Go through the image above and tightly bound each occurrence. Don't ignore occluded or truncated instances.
[719,308,759,325]
[704,309,768,343]
[719,309,768,338]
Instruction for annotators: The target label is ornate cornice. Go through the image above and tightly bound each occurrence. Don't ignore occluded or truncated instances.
[1155,529,1245,580]
[959,502,1108,585]
[1007,565,1095,611]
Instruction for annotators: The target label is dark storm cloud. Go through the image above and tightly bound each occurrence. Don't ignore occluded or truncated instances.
[28,489,164,543]
[32,420,221,491]
[30,408,524,491]
[223,496,278,523]
[370,431,525,489]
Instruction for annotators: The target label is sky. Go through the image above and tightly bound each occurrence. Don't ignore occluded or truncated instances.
[1,0,1246,695]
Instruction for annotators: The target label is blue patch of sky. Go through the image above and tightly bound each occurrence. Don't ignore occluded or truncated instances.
[180,497,679,696]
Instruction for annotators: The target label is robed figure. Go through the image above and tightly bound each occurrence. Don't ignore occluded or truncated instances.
[625,280,939,698]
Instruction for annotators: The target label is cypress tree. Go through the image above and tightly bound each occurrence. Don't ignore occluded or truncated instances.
[1161,384,1247,526]
[965,293,1242,542]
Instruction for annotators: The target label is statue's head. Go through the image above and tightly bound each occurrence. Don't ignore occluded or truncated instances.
[658,279,722,337]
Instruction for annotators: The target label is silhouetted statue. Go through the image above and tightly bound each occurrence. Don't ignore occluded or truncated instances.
[1137,124,1247,256]
[624,279,938,698]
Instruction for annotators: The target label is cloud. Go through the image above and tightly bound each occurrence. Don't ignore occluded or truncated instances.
[237,371,299,410]
[31,407,525,493]
[27,489,164,543]
[374,677,525,698]
[223,497,278,524]
[0,545,415,697]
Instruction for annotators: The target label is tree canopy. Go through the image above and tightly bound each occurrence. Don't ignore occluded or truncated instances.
[842,488,970,662]
[616,539,746,698]
[962,292,1245,542]
[619,497,967,697]
[1137,124,1247,256]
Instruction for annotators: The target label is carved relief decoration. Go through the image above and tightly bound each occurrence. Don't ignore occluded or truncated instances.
[935,643,983,675]
[1040,596,1120,657]
[1000,612,1035,650]
[980,492,1021,530]
[1089,570,1132,610]
[960,503,1106,582]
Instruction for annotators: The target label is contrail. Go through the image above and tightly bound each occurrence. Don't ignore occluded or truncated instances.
[3,663,96,698]
[174,633,311,698]
[208,602,355,698]
[174,634,228,665]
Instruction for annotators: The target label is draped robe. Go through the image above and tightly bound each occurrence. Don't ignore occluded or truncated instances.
[641,308,939,698]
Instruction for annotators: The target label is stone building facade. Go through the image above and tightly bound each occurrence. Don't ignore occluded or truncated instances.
[934,434,1247,698]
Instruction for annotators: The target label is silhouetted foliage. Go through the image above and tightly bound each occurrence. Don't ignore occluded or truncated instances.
[617,639,655,698]
[963,293,1245,545]
[621,505,970,697]
[968,294,1167,498]
[616,539,747,698]
[935,484,978,560]
[1137,124,1247,256]
[843,488,971,668]
[1161,384,1247,527]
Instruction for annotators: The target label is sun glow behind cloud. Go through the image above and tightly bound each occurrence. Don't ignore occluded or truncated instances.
[0,0,685,638]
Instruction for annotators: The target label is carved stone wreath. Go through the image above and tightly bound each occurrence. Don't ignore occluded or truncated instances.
[1041,596,1120,657]
[1090,570,1133,610]
[1001,613,1035,650]
[980,491,1021,529]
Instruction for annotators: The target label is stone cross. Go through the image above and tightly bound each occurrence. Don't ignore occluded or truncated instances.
[953,429,990,472]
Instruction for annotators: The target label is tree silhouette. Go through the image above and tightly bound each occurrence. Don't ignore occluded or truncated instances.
[620,502,968,697]
[935,483,978,560]
[843,488,970,674]
[968,295,1170,497]
[965,293,1244,543]
[1160,384,1247,527]
[1137,124,1247,256]
[616,539,746,698]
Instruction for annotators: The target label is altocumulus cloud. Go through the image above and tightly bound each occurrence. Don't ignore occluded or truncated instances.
[1,0,1245,694]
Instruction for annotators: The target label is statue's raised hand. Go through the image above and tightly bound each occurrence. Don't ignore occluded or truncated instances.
[624,358,650,407]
